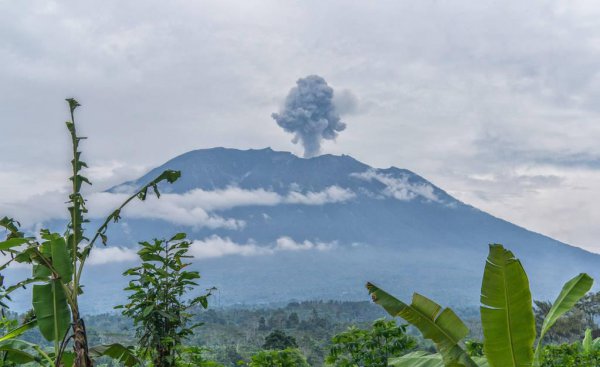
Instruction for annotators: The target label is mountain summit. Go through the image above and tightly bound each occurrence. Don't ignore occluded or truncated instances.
[99,147,600,307]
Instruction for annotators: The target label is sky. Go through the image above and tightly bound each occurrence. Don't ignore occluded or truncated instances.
[2,0,600,253]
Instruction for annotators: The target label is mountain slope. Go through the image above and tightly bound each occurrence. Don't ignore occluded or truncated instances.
[84,147,598,310]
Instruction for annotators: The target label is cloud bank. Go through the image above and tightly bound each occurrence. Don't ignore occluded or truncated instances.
[2,185,355,230]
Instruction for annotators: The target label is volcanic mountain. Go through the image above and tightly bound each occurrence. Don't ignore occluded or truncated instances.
[9,148,599,312]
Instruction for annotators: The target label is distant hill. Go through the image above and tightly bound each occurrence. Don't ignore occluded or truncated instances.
[7,148,600,313]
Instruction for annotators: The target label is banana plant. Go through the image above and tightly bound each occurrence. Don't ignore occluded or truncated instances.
[0,99,181,366]
[369,244,593,367]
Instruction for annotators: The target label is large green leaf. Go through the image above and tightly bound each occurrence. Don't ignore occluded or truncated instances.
[50,236,73,283]
[32,281,71,342]
[89,343,141,367]
[480,244,536,367]
[0,238,28,251]
[367,283,478,367]
[533,273,593,364]
[0,319,37,342]
[390,351,489,367]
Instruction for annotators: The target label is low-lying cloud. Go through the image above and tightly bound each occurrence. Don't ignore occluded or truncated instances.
[82,236,337,265]
[189,235,336,259]
[1,185,355,230]
[352,170,439,202]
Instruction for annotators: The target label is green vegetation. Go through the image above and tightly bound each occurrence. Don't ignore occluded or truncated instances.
[0,99,180,366]
[326,318,416,366]
[367,244,594,367]
[248,348,309,367]
[116,234,213,367]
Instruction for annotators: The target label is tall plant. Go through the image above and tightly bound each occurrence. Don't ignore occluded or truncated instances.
[367,244,594,367]
[0,99,181,366]
[116,234,213,367]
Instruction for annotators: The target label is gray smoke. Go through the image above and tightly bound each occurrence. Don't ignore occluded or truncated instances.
[272,75,347,158]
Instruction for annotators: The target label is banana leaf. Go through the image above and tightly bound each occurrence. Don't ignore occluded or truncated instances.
[533,273,593,364]
[32,280,71,342]
[480,244,536,367]
[367,283,477,367]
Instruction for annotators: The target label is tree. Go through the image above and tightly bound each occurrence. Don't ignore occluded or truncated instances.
[116,234,213,367]
[249,348,309,367]
[262,330,298,350]
[326,318,416,367]
[258,317,268,331]
[0,99,180,367]
[286,312,299,328]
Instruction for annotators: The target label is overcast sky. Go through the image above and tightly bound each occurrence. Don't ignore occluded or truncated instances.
[2,1,600,252]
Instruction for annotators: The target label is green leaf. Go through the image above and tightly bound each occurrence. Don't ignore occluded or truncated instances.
[89,343,141,367]
[583,328,593,354]
[169,232,187,241]
[533,273,593,364]
[480,244,536,367]
[50,236,73,283]
[32,264,52,278]
[367,283,477,367]
[0,238,28,251]
[66,98,81,113]
[0,319,37,342]
[592,337,600,351]
[32,281,71,342]
[142,305,154,317]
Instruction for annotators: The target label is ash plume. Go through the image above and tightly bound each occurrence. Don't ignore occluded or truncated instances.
[272,75,347,158]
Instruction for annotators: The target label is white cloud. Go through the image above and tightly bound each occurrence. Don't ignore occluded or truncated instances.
[352,170,439,202]
[284,186,355,205]
[87,246,138,265]
[1,185,355,230]
[88,192,243,230]
[189,236,272,259]
[275,236,336,251]
[189,235,335,260]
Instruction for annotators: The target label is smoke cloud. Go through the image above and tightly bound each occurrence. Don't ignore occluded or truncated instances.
[272,75,347,158]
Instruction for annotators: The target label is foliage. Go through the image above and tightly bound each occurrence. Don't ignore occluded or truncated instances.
[534,290,600,344]
[532,272,593,363]
[82,300,391,366]
[262,330,298,350]
[248,348,309,367]
[539,342,600,366]
[178,346,225,367]
[0,99,181,366]
[116,234,213,367]
[465,341,483,358]
[367,244,593,367]
[326,318,415,367]
[533,301,587,343]
[366,284,477,367]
